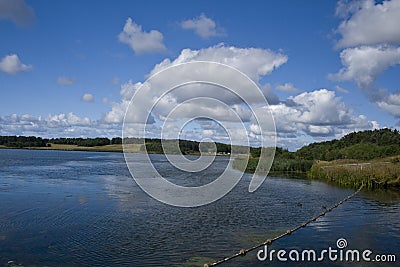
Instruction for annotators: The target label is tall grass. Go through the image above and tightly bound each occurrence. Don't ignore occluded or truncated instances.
[233,157,313,174]
[308,161,400,189]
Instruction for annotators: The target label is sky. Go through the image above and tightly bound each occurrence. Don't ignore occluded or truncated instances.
[0,0,399,150]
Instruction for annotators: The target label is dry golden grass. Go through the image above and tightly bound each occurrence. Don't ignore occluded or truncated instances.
[309,156,400,189]
[122,144,143,153]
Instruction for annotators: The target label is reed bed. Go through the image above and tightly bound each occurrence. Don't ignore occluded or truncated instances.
[308,160,400,189]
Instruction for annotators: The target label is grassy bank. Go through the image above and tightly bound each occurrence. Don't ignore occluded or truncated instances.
[233,155,400,190]
[233,157,314,175]
[307,157,400,189]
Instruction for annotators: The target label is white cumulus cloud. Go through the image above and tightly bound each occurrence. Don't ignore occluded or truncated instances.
[275,82,300,93]
[333,0,400,119]
[329,45,400,92]
[0,54,32,75]
[181,13,224,39]
[377,93,400,116]
[335,0,400,48]
[0,112,108,138]
[118,18,166,54]
[329,45,400,114]
[103,81,146,124]
[46,113,91,127]
[266,89,375,137]
[104,45,287,125]
[150,44,288,83]
[81,93,94,102]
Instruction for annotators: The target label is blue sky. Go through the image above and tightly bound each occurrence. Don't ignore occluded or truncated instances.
[0,0,399,150]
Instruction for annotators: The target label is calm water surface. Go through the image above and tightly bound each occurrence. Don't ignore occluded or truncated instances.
[0,149,399,266]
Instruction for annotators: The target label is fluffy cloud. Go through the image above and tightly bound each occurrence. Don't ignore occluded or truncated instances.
[335,0,400,48]
[330,47,400,117]
[118,18,166,54]
[377,93,400,116]
[0,111,133,138]
[267,89,375,137]
[57,76,75,85]
[103,81,144,123]
[333,0,400,118]
[81,93,94,102]
[104,45,287,125]
[45,113,91,127]
[0,0,35,27]
[181,13,224,38]
[0,54,32,75]
[150,44,288,82]
[0,112,105,137]
[245,88,377,149]
[329,45,400,93]
[275,82,300,93]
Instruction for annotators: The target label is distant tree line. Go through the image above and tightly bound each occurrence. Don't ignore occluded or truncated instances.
[250,147,294,159]
[50,137,113,147]
[0,136,49,148]
[143,138,232,154]
[0,136,122,148]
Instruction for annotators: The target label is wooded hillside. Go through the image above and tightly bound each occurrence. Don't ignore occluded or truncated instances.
[295,128,400,160]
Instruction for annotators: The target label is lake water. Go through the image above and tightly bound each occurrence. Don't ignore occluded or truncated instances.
[0,149,399,266]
